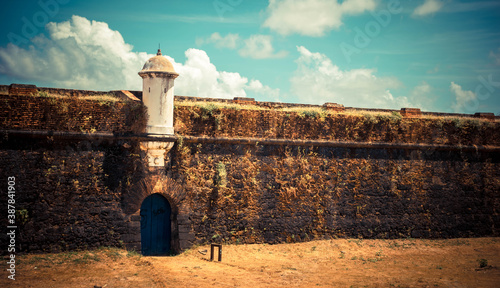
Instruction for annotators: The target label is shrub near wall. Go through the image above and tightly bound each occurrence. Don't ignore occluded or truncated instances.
[174,105,500,146]
[171,141,500,245]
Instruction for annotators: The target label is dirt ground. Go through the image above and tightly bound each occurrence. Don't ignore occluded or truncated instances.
[1,238,499,288]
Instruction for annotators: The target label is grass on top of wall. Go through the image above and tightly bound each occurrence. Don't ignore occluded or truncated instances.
[37,90,121,104]
[174,99,496,123]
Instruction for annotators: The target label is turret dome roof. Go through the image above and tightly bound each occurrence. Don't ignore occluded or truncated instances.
[139,49,178,76]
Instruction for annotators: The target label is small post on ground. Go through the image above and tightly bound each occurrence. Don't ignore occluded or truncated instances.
[210,244,222,262]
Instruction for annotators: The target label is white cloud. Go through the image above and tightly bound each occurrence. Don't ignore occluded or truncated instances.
[290,46,406,108]
[263,0,376,37]
[0,15,279,100]
[197,33,287,59]
[490,48,500,65]
[170,48,280,99]
[407,82,436,111]
[196,32,240,49]
[450,82,477,113]
[238,35,288,59]
[247,79,281,101]
[412,0,444,17]
[0,15,149,91]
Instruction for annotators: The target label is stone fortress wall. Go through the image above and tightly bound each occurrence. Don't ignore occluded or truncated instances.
[0,84,499,254]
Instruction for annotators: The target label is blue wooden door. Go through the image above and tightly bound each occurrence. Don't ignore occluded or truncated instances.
[140,194,171,256]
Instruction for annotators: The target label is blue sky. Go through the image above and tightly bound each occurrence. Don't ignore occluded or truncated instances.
[0,0,499,114]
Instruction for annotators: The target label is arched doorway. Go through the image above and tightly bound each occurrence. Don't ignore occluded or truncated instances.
[140,194,172,256]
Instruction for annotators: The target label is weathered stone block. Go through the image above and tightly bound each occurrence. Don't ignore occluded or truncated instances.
[125,243,141,252]
[128,221,141,232]
[178,224,192,233]
[121,233,141,243]
[177,214,190,223]
[9,83,38,96]
[233,97,256,105]
[179,239,194,250]
[130,214,141,222]
[323,102,345,111]
[179,232,196,242]
[474,112,495,120]
[400,108,421,118]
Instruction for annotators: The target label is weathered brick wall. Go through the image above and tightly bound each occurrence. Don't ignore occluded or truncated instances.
[0,93,151,254]
[0,93,499,255]
[2,94,498,145]
[0,94,146,134]
[8,84,38,96]
[174,105,500,146]
[1,138,498,254]
[170,143,499,244]
[0,139,148,253]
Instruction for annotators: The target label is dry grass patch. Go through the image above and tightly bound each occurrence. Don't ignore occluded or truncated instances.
[2,238,499,288]
[36,90,121,103]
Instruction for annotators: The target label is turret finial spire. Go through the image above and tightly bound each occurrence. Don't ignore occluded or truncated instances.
[157,44,162,56]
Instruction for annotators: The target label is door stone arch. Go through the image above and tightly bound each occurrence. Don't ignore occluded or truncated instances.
[121,175,195,254]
